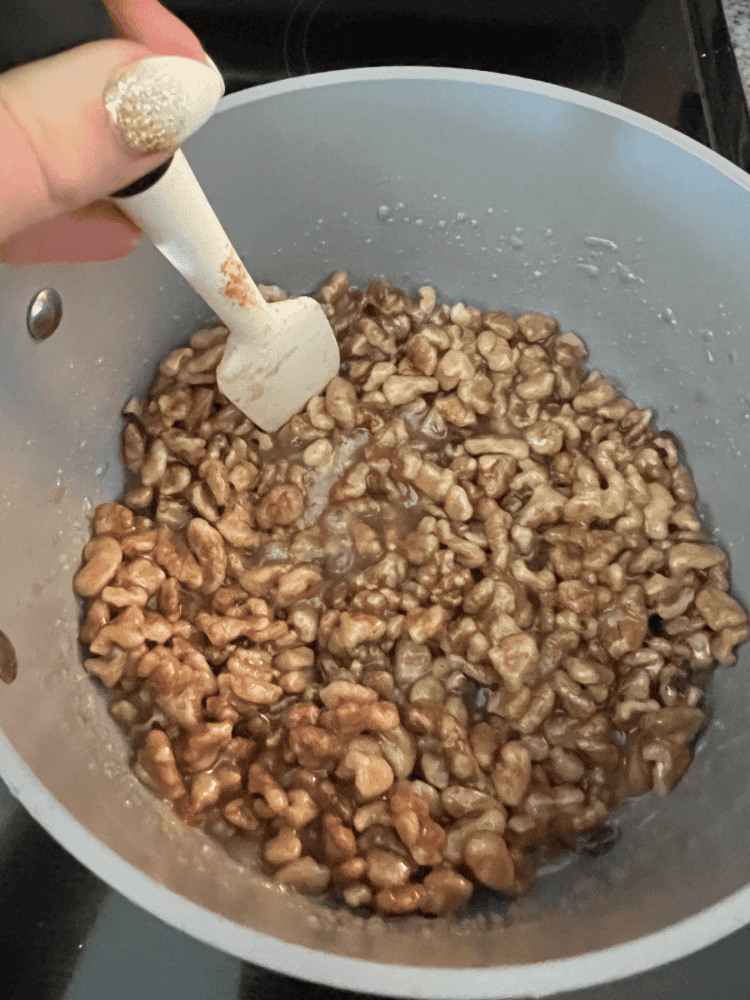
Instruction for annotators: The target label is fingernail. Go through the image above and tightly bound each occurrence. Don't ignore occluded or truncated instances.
[203,54,226,96]
[104,55,223,155]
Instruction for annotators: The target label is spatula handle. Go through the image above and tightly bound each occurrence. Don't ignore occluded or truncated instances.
[112,150,273,339]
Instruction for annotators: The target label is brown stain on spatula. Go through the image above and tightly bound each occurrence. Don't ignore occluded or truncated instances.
[220,251,258,308]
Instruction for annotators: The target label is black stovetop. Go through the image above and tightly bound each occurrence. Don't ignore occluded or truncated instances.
[3,0,747,166]
[174,0,750,170]
[1,1,750,998]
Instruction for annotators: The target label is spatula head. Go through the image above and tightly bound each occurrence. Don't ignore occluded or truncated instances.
[216,296,340,432]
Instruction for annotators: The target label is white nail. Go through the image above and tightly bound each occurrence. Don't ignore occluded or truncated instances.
[203,54,226,96]
[104,55,224,155]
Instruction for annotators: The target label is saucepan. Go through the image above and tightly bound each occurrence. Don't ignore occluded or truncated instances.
[1,68,749,998]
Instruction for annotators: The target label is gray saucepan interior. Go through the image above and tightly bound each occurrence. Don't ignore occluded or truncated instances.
[0,69,749,999]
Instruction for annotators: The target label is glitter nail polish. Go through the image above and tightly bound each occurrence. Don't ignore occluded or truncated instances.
[103,55,224,155]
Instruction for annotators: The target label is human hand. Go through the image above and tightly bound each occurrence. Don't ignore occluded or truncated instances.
[0,0,223,265]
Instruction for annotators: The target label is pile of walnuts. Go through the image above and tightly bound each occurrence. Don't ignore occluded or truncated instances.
[75,273,749,916]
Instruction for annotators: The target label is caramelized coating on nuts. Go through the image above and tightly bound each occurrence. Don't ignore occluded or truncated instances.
[77,274,748,917]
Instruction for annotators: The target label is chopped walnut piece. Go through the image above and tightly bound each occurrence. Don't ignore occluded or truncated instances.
[136,730,186,801]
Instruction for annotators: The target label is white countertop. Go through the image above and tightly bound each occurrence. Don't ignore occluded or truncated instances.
[723,0,750,102]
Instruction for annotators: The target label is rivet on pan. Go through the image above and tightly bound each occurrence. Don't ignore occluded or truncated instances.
[0,630,18,685]
[27,288,63,341]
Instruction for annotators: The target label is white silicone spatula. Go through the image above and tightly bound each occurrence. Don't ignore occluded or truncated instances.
[112,150,340,432]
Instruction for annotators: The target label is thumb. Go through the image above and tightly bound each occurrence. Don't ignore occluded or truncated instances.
[0,38,223,243]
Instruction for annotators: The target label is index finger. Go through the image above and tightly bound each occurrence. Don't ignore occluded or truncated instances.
[101,0,206,59]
